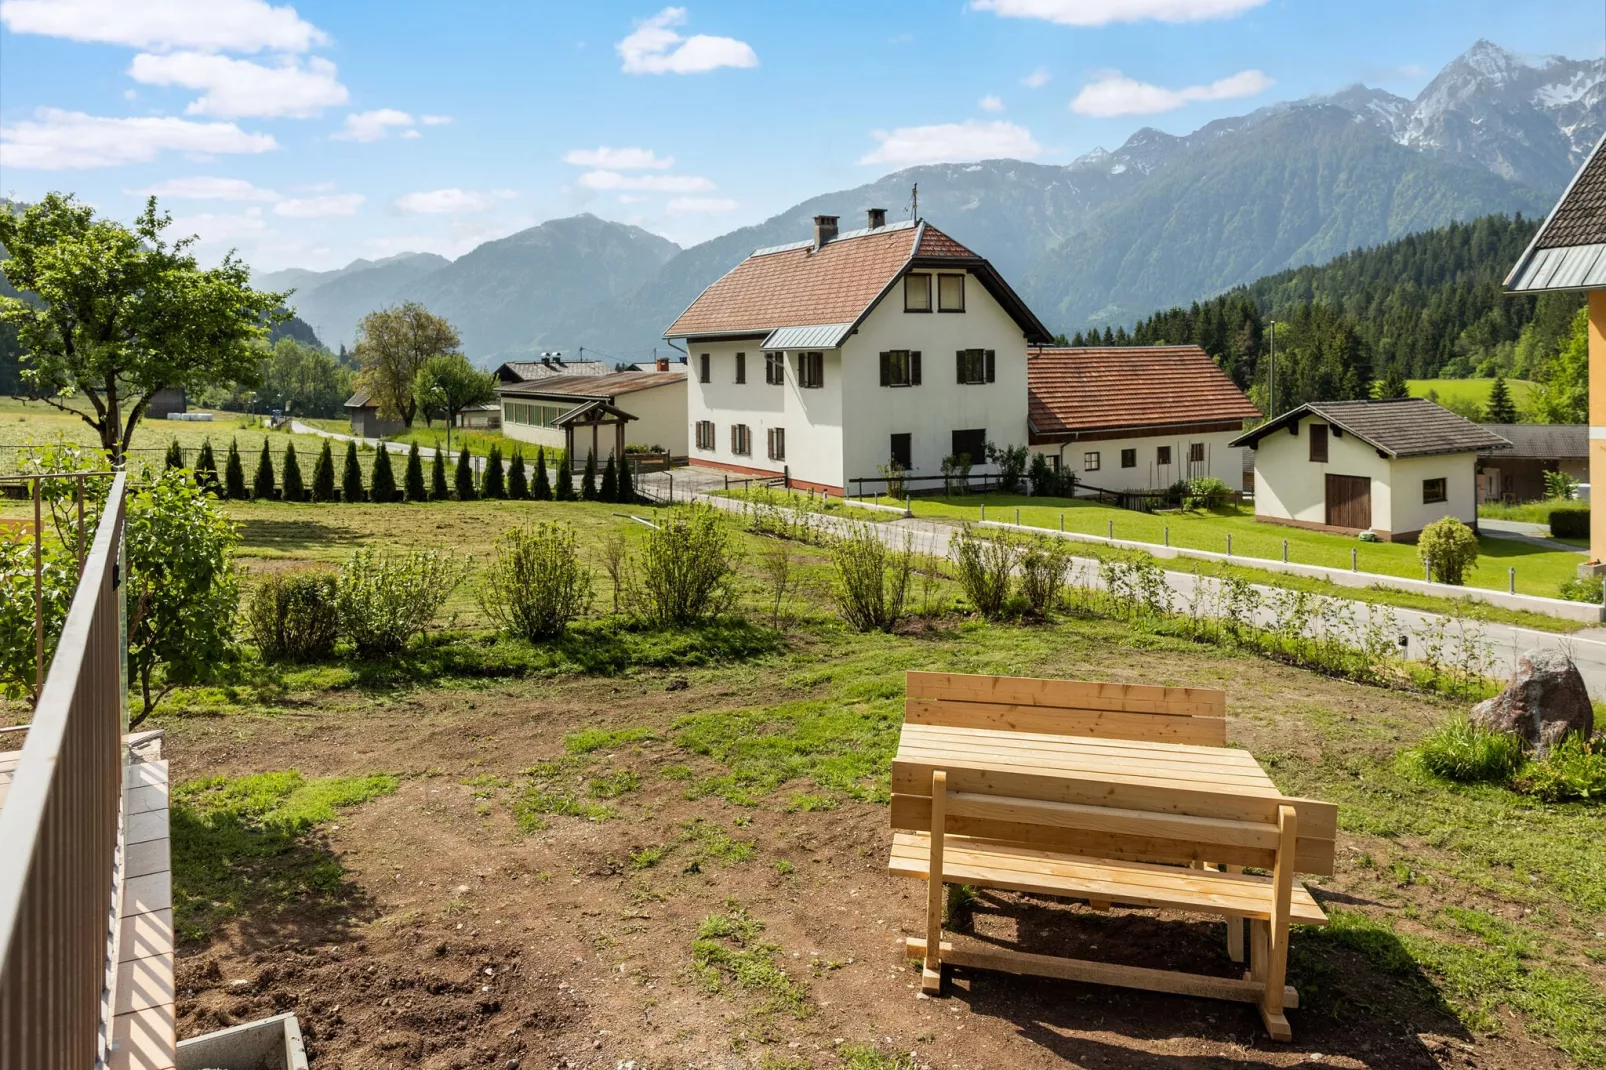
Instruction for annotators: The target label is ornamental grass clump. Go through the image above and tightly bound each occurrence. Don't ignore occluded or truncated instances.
[247,570,339,661]
[335,548,466,657]
[1520,733,1606,802]
[829,523,913,633]
[478,523,594,640]
[1408,716,1525,784]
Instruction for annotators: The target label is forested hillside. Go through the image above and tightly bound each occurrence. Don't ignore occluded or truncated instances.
[1080,214,1587,420]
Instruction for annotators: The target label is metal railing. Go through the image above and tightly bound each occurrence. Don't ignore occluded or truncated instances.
[0,471,128,1070]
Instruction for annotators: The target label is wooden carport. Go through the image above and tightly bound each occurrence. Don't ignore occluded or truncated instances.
[555,399,636,471]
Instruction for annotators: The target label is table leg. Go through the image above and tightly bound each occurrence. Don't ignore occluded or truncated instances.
[1259,805,1297,1041]
[1225,866,1245,963]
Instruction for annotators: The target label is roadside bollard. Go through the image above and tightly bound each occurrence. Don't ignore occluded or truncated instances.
[1282,539,1288,563]
[1351,548,1357,572]
[1015,507,1021,526]
[1509,566,1516,594]
[1060,513,1064,532]
[1108,519,1114,541]
[1164,525,1169,547]
[980,503,986,522]
[1226,534,1232,557]
[1424,559,1431,582]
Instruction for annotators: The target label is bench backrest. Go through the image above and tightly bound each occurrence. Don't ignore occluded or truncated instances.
[906,671,1228,746]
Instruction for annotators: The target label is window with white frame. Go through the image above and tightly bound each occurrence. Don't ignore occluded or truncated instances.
[938,274,964,312]
[731,423,752,456]
[695,420,715,451]
[799,351,824,389]
[767,427,786,461]
[904,273,931,312]
[765,352,784,385]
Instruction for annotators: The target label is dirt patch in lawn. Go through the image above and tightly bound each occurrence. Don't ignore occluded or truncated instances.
[165,658,1583,1070]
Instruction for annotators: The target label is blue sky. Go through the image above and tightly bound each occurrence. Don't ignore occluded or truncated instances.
[1,0,1601,274]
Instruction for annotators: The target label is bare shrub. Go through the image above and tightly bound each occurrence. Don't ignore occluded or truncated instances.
[1017,536,1071,617]
[628,506,740,624]
[951,526,1017,619]
[478,523,594,640]
[830,524,914,632]
[757,538,798,630]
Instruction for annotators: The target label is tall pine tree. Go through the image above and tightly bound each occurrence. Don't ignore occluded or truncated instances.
[252,440,276,500]
[616,454,634,504]
[312,440,335,501]
[430,442,448,500]
[1375,362,1410,400]
[507,447,528,500]
[600,454,617,502]
[281,442,305,502]
[580,449,597,501]
[554,453,575,501]
[404,442,427,501]
[455,446,477,500]
[370,445,397,503]
[482,445,506,499]
[1486,376,1517,423]
[532,447,553,501]
[342,440,365,503]
[224,438,247,500]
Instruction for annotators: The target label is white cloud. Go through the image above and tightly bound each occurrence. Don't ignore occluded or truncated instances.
[332,109,416,142]
[0,107,276,169]
[617,7,757,75]
[979,94,1004,112]
[577,170,715,192]
[858,120,1040,167]
[0,0,327,52]
[419,114,453,126]
[128,52,347,119]
[617,194,648,204]
[274,193,363,218]
[1022,67,1051,88]
[136,175,280,201]
[563,145,674,170]
[400,129,422,139]
[667,196,737,213]
[1070,69,1273,116]
[392,188,513,214]
[973,0,1269,26]
[169,206,271,243]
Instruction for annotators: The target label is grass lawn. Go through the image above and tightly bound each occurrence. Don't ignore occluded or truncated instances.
[1481,498,1590,526]
[30,495,1595,1067]
[1409,378,1537,411]
[903,493,1584,600]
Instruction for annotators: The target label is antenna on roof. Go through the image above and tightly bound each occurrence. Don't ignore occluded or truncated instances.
[908,183,919,222]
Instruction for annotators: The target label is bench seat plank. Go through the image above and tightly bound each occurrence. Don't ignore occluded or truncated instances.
[890,832,1327,926]
[901,723,1265,770]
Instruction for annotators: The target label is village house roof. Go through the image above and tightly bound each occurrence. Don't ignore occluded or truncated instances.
[1477,423,1585,460]
[495,369,683,400]
[664,218,1052,346]
[494,358,609,383]
[1026,345,1260,441]
[1231,398,1512,458]
[343,390,376,409]
[1505,132,1606,293]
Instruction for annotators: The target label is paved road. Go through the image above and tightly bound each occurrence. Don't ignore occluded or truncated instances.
[692,492,1606,698]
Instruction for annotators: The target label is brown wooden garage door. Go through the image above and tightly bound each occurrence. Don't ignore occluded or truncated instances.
[1325,474,1372,530]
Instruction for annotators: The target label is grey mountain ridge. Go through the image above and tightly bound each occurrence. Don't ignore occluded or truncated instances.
[264,39,1603,362]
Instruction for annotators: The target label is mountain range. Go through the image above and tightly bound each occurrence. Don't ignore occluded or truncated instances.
[262,40,1603,365]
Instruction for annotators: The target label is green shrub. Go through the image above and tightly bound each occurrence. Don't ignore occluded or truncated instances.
[429,443,448,500]
[507,447,528,500]
[482,444,506,499]
[477,523,594,640]
[533,447,552,501]
[554,453,575,501]
[341,440,364,503]
[454,446,476,500]
[247,570,339,661]
[1408,717,1525,783]
[1544,469,1581,502]
[251,439,275,500]
[829,524,913,632]
[1550,508,1590,539]
[335,548,466,657]
[951,526,1016,619]
[0,535,76,699]
[194,439,218,492]
[600,454,617,502]
[985,442,1029,493]
[369,445,397,503]
[311,441,335,502]
[1520,734,1606,802]
[165,437,184,471]
[280,442,305,502]
[1018,536,1071,616]
[617,452,635,503]
[223,438,247,499]
[627,506,738,624]
[403,442,426,502]
[581,449,597,501]
[1418,516,1478,585]
[1559,575,1603,603]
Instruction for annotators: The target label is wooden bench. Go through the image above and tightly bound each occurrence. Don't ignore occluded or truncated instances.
[889,672,1336,1041]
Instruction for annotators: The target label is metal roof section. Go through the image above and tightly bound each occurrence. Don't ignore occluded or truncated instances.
[761,323,854,350]
[1505,131,1606,293]
[749,219,916,258]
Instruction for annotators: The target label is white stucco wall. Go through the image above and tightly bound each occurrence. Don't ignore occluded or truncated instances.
[1029,430,1244,493]
[1251,415,1479,535]
[500,379,687,458]
[686,342,827,482]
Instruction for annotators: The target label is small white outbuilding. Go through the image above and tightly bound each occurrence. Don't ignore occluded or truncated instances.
[1230,398,1511,542]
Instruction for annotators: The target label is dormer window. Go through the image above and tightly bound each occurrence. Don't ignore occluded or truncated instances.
[938,274,964,312]
[904,273,931,312]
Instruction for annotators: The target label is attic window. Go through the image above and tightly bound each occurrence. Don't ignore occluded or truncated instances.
[904,273,931,312]
[1309,424,1329,463]
[938,274,964,312]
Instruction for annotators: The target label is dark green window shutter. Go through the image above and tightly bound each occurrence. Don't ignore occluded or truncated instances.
[956,350,965,383]
[879,352,890,387]
[985,350,996,383]
[911,351,921,385]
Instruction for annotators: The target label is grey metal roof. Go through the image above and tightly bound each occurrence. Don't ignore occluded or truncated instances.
[1506,131,1606,293]
[760,323,854,350]
[1478,423,1586,460]
[750,219,915,258]
[1230,398,1512,458]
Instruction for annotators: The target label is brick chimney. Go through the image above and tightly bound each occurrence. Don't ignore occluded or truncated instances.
[655,357,669,372]
[867,207,886,229]
[812,214,838,249]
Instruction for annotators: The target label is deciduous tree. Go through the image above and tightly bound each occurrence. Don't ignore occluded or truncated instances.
[411,352,495,429]
[352,302,460,428]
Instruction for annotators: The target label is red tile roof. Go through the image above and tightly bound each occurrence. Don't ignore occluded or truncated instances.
[496,370,684,399]
[1028,346,1261,437]
[666,221,993,339]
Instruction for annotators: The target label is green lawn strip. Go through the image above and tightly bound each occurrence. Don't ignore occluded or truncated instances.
[170,770,397,942]
[907,494,1582,598]
[1407,378,1538,409]
[0,405,335,474]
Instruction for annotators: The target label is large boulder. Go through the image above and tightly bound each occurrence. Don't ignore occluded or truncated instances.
[1471,648,1593,752]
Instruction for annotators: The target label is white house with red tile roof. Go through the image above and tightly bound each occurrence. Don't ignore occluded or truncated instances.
[1028,345,1260,492]
[664,211,1053,495]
